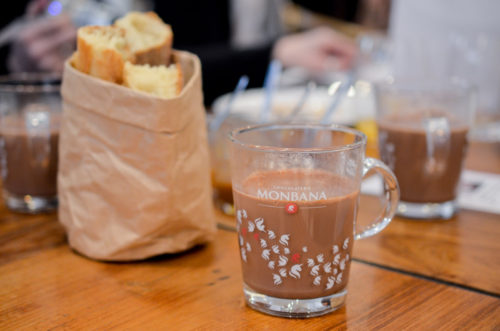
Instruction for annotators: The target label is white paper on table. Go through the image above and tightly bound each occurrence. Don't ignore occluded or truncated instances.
[457,170,500,215]
[361,170,500,215]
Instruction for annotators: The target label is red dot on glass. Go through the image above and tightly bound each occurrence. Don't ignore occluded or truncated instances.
[253,233,259,240]
[285,203,298,214]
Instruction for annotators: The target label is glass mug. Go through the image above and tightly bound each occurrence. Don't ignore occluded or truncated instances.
[229,124,399,318]
[0,73,61,213]
[375,82,475,219]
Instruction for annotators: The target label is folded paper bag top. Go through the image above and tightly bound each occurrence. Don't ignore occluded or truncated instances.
[58,50,217,261]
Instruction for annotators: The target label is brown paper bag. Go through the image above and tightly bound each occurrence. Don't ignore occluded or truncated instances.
[58,50,216,261]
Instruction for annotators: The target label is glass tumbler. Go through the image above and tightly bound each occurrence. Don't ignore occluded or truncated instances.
[0,73,61,213]
[208,114,255,215]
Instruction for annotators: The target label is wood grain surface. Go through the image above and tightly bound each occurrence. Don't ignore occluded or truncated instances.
[1,213,499,330]
[1,142,499,329]
[465,141,500,174]
[355,195,500,295]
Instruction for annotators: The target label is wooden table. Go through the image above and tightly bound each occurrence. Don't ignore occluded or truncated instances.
[1,142,499,329]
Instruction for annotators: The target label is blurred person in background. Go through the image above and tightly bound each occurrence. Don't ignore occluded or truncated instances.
[0,0,149,74]
[154,0,357,104]
[0,0,359,105]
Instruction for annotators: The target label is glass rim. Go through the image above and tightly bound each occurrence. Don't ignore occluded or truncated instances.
[373,78,476,95]
[0,72,61,93]
[229,123,367,153]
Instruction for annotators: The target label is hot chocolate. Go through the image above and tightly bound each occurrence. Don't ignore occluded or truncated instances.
[212,178,233,205]
[233,168,358,299]
[0,115,59,197]
[378,113,468,203]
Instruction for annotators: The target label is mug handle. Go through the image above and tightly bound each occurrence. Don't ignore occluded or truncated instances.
[355,157,400,240]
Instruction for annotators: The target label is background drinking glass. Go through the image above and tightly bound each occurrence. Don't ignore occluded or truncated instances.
[0,73,61,213]
[229,124,399,318]
[208,114,255,216]
[389,0,500,133]
[375,81,475,219]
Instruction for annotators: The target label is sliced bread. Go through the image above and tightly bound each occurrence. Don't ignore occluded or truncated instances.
[115,12,173,66]
[123,61,183,98]
[73,26,133,83]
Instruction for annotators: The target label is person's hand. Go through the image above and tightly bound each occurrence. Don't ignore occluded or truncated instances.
[272,27,357,73]
[7,14,76,73]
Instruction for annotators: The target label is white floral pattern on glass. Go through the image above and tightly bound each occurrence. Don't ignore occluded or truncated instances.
[273,274,282,285]
[343,238,350,250]
[336,272,343,284]
[241,247,247,262]
[326,276,335,290]
[333,254,340,265]
[236,209,352,291]
[255,218,265,232]
[261,249,270,260]
[278,255,288,267]
[310,265,320,276]
[340,259,346,271]
[279,234,290,246]
[289,264,303,279]
[248,221,255,233]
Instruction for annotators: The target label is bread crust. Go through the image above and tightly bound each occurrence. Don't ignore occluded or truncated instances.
[74,26,130,84]
[170,53,184,95]
[174,62,183,94]
[134,42,171,66]
[116,12,173,66]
